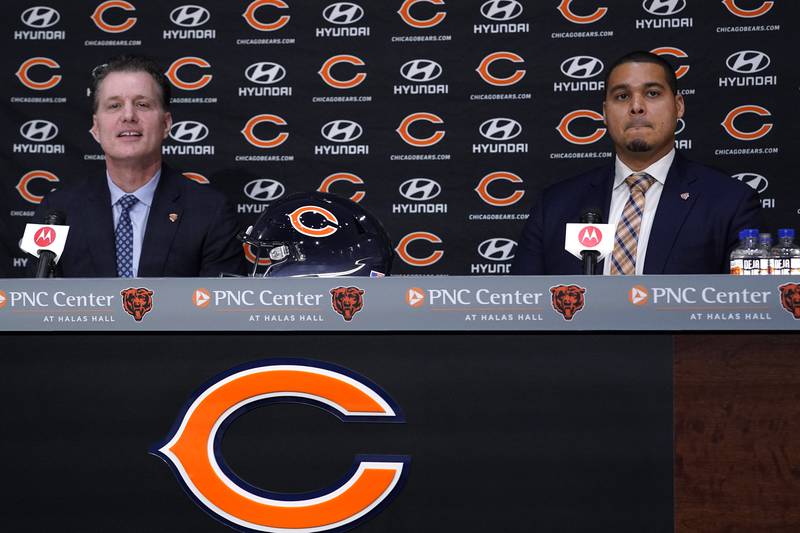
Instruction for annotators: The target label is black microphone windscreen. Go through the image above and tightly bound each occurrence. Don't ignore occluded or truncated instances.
[580,207,603,224]
[44,210,67,226]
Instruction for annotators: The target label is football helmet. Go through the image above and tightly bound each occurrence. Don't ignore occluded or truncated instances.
[240,192,393,277]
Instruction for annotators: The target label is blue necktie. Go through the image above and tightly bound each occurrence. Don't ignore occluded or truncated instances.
[115,194,139,277]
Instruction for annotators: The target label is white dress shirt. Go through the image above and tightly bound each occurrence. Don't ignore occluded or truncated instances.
[107,170,161,277]
[603,149,675,275]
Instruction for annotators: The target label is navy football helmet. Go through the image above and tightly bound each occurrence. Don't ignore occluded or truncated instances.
[240,192,393,277]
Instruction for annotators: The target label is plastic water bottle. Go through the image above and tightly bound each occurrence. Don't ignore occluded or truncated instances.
[730,229,766,275]
[758,232,773,275]
[770,228,800,275]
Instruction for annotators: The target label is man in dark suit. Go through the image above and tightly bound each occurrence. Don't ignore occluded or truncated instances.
[32,55,244,278]
[512,51,760,275]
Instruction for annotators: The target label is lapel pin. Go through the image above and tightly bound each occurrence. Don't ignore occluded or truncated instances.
[680,192,690,201]
[169,213,178,222]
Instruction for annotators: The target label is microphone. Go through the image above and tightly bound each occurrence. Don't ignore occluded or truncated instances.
[20,211,69,278]
[563,208,614,276]
[579,208,602,275]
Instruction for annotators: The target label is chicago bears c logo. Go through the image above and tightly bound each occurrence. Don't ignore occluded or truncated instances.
[120,287,153,321]
[153,359,408,533]
[550,284,586,321]
[330,286,364,321]
[288,206,339,238]
[779,283,800,319]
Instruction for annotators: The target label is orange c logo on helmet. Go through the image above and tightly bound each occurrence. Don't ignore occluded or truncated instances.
[91,1,137,33]
[16,170,59,204]
[152,359,408,533]
[395,232,444,267]
[557,110,606,145]
[243,0,290,31]
[183,172,210,184]
[651,46,689,79]
[396,112,445,147]
[319,55,366,89]
[319,173,365,203]
[289,206,339,238]
[722,105,772,141]
[166,57,212,91]
[475,172,525,207]
[476,52,526,87]
[242,115,289,148]
[722,0,773,18]
[398,0,446,29]
[15,57,62,91]
[557,0,607,24]
[243,243,271,266]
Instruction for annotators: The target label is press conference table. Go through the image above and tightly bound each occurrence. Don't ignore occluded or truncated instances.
[1,275,798,533]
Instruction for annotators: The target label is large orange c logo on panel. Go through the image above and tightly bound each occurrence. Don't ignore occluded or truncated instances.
[152,359,408,533]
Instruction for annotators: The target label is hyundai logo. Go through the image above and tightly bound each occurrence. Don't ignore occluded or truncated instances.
[245,62,286,85]
[560,56,604,79]
[170,5,211,27]
[169,121,209,143]
[733,173,769,194]
[323,2,364,25]
[400,59,443,83]
[480,0,523,21]
[399,178,441,201]
[321,120,362,143]
[21,6,60,28]
[726,50,770,74]
[20,120,58,142]
[478,238,517,261]
[675,118,686,135]
[244,179,285,202]
[479,118,522,141]
[642,0,686,16]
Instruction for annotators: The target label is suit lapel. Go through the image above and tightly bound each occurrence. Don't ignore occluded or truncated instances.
[86,178,117,276]
[138,169,183,277]
[643,153,698,274]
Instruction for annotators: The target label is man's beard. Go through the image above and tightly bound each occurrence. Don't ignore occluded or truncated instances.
[626,139,652,152]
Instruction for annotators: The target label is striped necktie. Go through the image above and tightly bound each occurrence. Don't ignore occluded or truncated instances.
[115,194,139,278]
[609,172,655,275]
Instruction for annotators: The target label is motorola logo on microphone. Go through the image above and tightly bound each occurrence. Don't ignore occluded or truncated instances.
[14,120,64,155]
[315,120,369,156]
[394,178,447,214]
[475,0,528,34]
[474,118,527,154]
[164,121,215,156]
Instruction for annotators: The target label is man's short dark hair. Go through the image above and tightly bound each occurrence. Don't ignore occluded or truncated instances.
[604,50,678,96]
[90,55,171,113]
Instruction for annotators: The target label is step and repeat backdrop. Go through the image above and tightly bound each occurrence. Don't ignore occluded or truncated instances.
[1,0,797,277]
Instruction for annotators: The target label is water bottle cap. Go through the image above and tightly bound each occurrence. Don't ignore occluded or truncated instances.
[739,229,759,240]
[778,228,796,239]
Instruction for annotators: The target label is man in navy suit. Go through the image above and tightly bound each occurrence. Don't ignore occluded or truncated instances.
[32,55,244,278]
[512,51,760,275]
